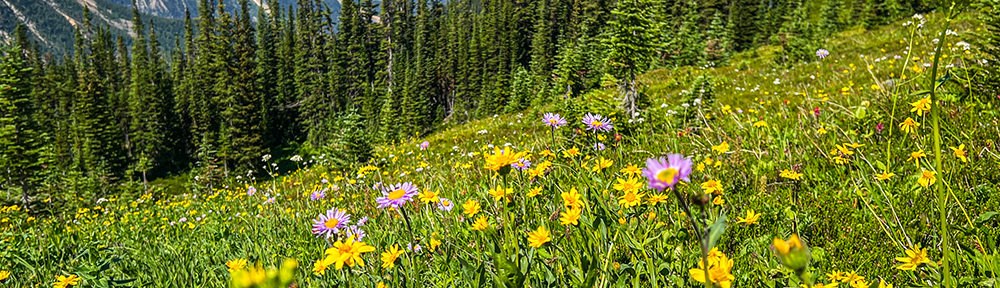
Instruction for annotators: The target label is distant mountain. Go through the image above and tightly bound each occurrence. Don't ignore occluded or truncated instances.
[101,0,343,20]
[0,0,344,56]
[0,0,186,55]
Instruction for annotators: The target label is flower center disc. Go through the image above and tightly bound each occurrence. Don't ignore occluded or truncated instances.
[324,218,340,229]
[656,169,679,183]
[387,189,407,200]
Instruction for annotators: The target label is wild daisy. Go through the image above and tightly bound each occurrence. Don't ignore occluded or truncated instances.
[642,154,694,190]
[376,182,419,209]
[816,49,830,59]
[437,198,455,211]
[312,208,351,239]
[582,113,614,132]
[542,113,567,128]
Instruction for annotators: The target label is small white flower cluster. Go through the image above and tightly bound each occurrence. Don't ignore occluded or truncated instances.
[477,129,488,134]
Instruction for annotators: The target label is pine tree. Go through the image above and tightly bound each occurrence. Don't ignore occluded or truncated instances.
[728,0,759,52]
[126,4,165,189]
[672,0,706,67]
[819,0,845,37]
[705,11,730,66]
[605,0,659,118]
[226,0,265,171]
[0,45,44,208]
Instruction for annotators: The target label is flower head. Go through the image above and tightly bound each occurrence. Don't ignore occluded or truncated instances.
[417,189,440,204]
[950,144,968,163]
[0,270,8,282]
[527,225,552,248]
[899,117,920,134]
[312,208,352,239]
[780,169,804,180]
[701,179,723,195]
[323,238,376,270]
[772,234,810,271]
[918,170,936,188]
[712,142,730,154]
[483,147,527,172]
[909,97,931,116]
[310,190,326,201]
[642,154,694,190]
[618,190,645,209]
[560,206,582,226]
[689,251,735,288]
[582,113,614,132]
[463,199,481,217]
[53,275,82,288]
[895,245,931,270]
[471,216,489,230]
[542,113,567,128]
[376,182,419,209]
[380,245,405,269]
[816,49,830,59]
[512,159,532,171]
[736,209,761,225]
[419,141,430,150]
[437,198,455,211]
[560,187,584,209]
[226,258,249,272]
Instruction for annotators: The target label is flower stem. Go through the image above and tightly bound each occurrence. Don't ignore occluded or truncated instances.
[671,187,712,288]
[929,11,952,288]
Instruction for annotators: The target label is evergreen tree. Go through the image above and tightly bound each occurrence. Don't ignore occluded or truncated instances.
[226,0,265,171]
[705,11,730,66]
[126,4,165,188]
[728,0,759,52]
[0,45,44,208]
[605,0,659,118]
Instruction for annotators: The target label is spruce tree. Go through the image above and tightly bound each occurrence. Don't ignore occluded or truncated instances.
[605,0,659,118]
[126,4,164,189]
[0,45,44,208]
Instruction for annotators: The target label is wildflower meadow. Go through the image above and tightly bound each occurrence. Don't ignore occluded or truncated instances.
[2,5,1000,288]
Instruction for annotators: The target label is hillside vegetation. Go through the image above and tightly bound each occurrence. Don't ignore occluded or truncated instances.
[1,7,998,288]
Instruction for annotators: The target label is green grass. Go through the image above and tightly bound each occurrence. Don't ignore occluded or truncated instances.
[2,12,999,288]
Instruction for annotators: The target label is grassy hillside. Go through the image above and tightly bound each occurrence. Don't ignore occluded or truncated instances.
[2,12,998,288]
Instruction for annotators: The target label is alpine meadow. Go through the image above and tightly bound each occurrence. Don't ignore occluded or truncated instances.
[3,0,1000,287]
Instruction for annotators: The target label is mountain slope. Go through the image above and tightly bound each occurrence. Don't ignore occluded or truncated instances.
[0,0,185,55]
[101,0,343,19]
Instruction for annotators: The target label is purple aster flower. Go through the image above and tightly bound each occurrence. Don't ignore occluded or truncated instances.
[594,142,606,151]
[376,182,419,209]
[179,217,188,223]
[420,141,430,150]
[816,49,830,59]
[346,225,366,240]
[642,154,694,191]
[266,197,276,204]
[408,242,422,252]
[437,198,455,211]
[511,159,531,171]
[582,113,614,133]
[542,113,567,128]
[321,178,329,184]
[310,190,326,201]
[357,216,369,226]
[416,167,424,172]
[311,208,351,239]
[247,186,256,196]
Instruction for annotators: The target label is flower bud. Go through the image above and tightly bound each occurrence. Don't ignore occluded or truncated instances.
[772,234,811,272]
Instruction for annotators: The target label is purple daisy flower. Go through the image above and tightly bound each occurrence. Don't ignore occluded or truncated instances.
[346,225,366,240]
[311,208,351,239]
[247,186,256,196]
[321,178,329,184]
[816,49,830,59]
[594,142,606,151]
[642,154,694,191]
[437,198,455,211]
[376,182,419,209]
[310,190,326,201]
[420,141,430,150]
[511,159,531,171]
[542,113,567,128]
[357,216,369,226]
[582,113,614,133]
[408,242,422,252]
[266,197,276,204]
